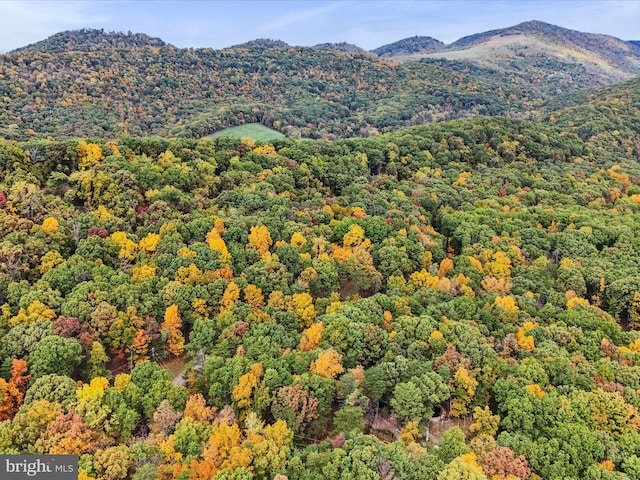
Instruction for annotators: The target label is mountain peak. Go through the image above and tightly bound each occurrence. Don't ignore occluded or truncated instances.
[312,42,366,54]
[449,20,631,50]
[226,38,290,50]
[371,36,445,58]
[450,20,572,49]
[511,19,555,30]
[12,29,167,53]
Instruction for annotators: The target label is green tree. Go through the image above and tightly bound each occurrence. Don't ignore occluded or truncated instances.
[391,381,426,423]
[332,406,365,434]
[438,427,470,464]
[29,336,83,378]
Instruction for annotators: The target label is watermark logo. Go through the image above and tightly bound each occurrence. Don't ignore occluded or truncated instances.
[1,455,77,480]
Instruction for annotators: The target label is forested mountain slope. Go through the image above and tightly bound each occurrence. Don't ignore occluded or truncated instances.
[1,78,640,477]
[2,22,639,141]
[450,20,640,68]
[541,77,640,158]
[377,21,640,89]
[0,30,531,140]
[0,31,509,140]
[11,28,167,53]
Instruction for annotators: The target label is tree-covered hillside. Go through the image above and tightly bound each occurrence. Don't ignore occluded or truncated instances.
[0,30,526,140]
[1,25,638,141]
[371,36,446,57]
[377,21,640,92]
[1,81,640,478]
[12,28,167,53]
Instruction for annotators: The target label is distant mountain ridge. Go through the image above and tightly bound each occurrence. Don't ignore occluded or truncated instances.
[450,20,640,70]
[381,21,640,82]
[1,21,639,140]
[12,28,167,53]
[450,20,592,48]
[0,34,527,140]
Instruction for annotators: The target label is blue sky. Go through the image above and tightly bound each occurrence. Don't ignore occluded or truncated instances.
[1,1,639,53]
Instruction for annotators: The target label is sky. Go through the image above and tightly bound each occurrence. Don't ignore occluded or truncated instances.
[0,0,639,53]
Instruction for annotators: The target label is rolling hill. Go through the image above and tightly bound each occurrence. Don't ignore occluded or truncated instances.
[379,21,640,85]
[11,28,167,53]
[371,36,445,58]
[540,76,640,158]
[0,29,538,140]
[1,22,639,141]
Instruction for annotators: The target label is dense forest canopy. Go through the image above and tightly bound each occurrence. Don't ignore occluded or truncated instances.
[2,22,640,480]
[1,75,640,479]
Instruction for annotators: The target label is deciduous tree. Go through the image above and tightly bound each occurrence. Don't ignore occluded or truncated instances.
[161,305,185,356]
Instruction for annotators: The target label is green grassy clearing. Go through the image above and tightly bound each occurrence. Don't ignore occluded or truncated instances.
[208,123,285,141]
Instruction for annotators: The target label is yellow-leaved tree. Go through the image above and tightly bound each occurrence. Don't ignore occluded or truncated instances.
[131,264,156,282]
[244,284,264,311]
[438,453,487,480]
[139,233,160,253]
[78,141,104,169]
[250,418,294,476]
[110,231,137,261]
[161,305,184,356]
[232,363,263,410]
[310,349,344,378]
[469,406,500,437]
[207,220,232,266]
[290,231,307,248]
[10,300,56,326]
[38,251,65,274]
[343,224,365,248]
[450,367,478,417]
[201,422,252,473]
[516,321,537,352]
[298,322,323,351]
[41,217,59,234]
[292,292,316,329]
[220,281,240,313]
[248,225,273,257]
[494,295,519,323]
[483,250,512,279]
